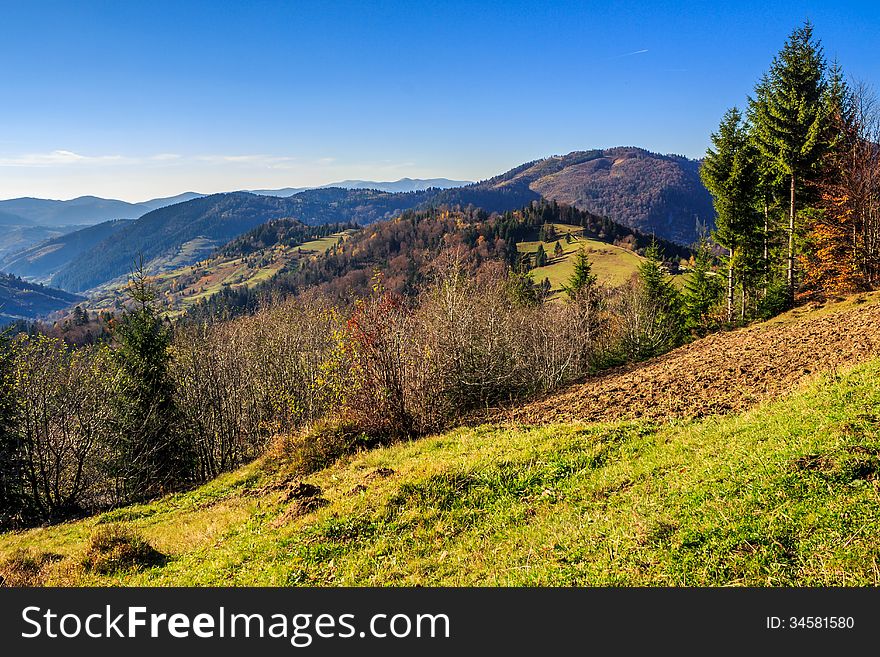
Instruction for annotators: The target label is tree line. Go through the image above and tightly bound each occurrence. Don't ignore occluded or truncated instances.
[701,21,880,320]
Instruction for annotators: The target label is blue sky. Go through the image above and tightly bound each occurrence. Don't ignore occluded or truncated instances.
[1,0,878,201]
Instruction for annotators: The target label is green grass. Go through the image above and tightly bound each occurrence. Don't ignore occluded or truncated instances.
[85,230,357,315]
[4,358,880,586]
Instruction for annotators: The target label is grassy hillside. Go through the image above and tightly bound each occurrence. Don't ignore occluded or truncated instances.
[517,223,644,294]
[86,229,357,316]
[4,348,880,586]
[516,222,689,296]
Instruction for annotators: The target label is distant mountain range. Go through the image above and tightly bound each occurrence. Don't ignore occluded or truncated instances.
[249,177,471,197]
[1,149,715,300]
[0,180,470,228]
[0,192,203,228]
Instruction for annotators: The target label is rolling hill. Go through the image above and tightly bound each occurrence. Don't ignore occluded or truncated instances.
[0,273,84,322]
[470,147,713,245]
[4,295,880,586]
[38,147,712,294]
[0,219,132,284]
[85,221,358,316]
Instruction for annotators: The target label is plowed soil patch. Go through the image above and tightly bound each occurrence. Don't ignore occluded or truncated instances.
[499,300,880,425]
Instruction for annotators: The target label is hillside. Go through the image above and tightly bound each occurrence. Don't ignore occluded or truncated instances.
[51,189,442,293]
[472,148,713,245]
[4,298,880,586]
[517,223,645,295]
[0,273,84,322]
[0,224,77,262]
[86,221,357,316]
[43,148,709,293]
[0,219,132,284]
[502,293,880,424]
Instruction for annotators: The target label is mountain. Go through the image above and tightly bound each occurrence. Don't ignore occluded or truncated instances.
[329,177,471,193]
[0,219,132,284]
[249,177,471,196]
[0,192,204,227]
[44,148,711,293]
[472,147,714,245]
[0,273,84,322]
[51,189,438,292]
[0,225,79,262]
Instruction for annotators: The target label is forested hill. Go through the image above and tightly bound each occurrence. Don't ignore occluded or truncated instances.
[185,200,689,321]
[0,219,132,285]
[0,273,84,322]
[49,186,541,293]
[51,190,426,292]
[45,148,711,294]
[465,148,713,245]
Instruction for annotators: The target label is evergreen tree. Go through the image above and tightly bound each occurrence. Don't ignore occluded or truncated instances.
[749,21,829,299]
[110,262,191,502]
[565,247,597,298]
[506,272,540,307]
[534,243,548,268]
[684,239,722,333]
[701,107,762,321]
[638,242,685,350]
[554,241,564,258]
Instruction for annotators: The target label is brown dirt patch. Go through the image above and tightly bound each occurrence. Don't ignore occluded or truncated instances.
[497,300,880,425]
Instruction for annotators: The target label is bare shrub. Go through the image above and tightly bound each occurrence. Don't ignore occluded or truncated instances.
[11,335,115,520]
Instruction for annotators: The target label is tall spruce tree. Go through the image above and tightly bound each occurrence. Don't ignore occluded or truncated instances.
[749,21,828,299]
[684,238,722,334]
[638,242,685,351]
[534,243,548,268]
[110,261,190,502]
[566,247,597,298]
[701,107,762,322]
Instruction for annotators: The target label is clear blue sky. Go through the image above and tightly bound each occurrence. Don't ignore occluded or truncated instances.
[1,0,878,201]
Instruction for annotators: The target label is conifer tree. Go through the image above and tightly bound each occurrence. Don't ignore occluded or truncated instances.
[566,247,597,298]
[534,243,547,268]
[638,242,684,349]
[749,21,829,299]
[683,239,722,333]
[554,241,564,258]
[110,260,190,502]
[701,107,762,321]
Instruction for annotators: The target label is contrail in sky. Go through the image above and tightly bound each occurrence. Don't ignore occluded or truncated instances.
[610,48,649,59]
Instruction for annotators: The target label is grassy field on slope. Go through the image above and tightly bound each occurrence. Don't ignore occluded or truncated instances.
[3,358,880,586]
[85,230,356,316]
[516,222,689,295]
